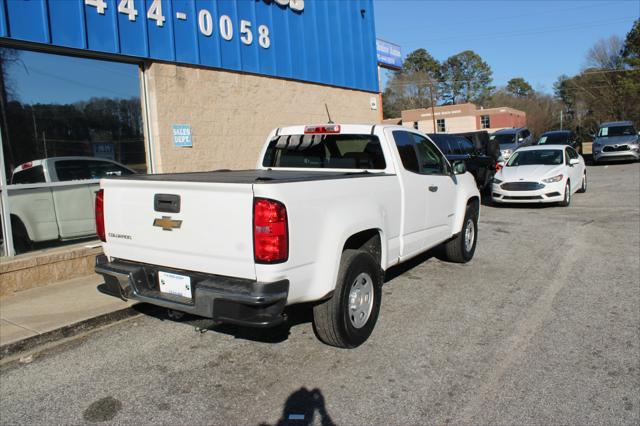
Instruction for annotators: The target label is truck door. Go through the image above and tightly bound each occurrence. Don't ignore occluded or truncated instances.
[390,130,429,257]
[389,130,457,258]
[412,133,457,246]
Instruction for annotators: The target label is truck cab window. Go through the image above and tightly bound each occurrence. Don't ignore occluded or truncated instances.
[263,134,386,169]
[11,165,46,184]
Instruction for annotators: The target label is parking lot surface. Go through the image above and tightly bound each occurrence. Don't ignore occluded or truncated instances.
[1,162,638,425]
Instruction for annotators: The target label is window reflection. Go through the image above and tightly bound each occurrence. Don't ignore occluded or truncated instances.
[0,48,145,255]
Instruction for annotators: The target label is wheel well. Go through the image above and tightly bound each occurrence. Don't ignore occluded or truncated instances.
[343,229,381,265]
[467,196,480,212]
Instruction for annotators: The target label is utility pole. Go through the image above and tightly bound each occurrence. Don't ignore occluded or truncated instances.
[560,109,563,131]
[428,79,437,133]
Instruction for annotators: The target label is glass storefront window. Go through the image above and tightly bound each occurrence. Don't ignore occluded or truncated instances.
[0,47,145,255]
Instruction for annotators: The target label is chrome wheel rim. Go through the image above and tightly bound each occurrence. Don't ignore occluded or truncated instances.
[583,174,587,190]
[464,218,475,252]
[565,184,570,203]
[348,273,374,329]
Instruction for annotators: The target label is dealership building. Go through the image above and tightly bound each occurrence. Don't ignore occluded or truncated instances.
[401,103,527,133]
[0,0,382,293]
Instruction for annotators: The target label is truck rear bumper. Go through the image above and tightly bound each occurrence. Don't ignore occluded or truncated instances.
[95,255,289,328]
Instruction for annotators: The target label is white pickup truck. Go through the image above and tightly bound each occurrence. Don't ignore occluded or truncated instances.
[6,157,134,253]
[95,124,480,348]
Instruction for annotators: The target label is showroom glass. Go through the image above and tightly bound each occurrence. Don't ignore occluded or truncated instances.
[506,150,563,167]
[262,134,386,169]
[598,125,636,137]
[0,47,144,255]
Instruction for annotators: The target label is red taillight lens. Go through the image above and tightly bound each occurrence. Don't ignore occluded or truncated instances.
[304,124,340,134]
[253,198,288,263]
[95,189,106,242]
[495,162,503,172]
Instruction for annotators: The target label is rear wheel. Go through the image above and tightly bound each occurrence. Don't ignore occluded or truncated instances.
[313,249,382,348]
[578,172,587,193]
[560,181,571,207]
[443,203,478,263]
[11,217,32,255]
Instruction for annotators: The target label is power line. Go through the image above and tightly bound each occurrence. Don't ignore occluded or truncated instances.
[419,17,634,44]
[383,68,639,88]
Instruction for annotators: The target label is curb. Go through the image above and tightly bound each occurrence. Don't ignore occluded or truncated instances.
[0,306,141,361]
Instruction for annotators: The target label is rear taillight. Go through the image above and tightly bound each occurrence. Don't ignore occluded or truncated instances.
[95,189,106,242]
[495,162,503,172]
[253,198,288,263]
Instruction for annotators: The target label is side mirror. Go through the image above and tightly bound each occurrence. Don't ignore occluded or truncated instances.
[518,137,524,143]
[589,132,596,138]
[452,160,467,175]
[569,158,579,166]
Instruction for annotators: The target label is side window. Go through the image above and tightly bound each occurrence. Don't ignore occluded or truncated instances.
[413,134,448,175]
[565,149,571,164]
[11,165,46,184]
[392,130,420,173]
[446,137,462,155]
[55,160,92,181]
[457,137,475,155]
[567,147,579,159]
[522,129,530,139]
[86,161,134,179]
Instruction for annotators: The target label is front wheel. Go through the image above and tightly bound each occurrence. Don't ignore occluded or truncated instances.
[312,249,382,348]
[442,203,478,263]
[560,180,571,207]
[577,172,587,193]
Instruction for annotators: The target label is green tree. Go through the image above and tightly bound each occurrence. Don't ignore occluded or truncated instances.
[382,48,441,118]
[440,50,494,105]
[506,77,533,97]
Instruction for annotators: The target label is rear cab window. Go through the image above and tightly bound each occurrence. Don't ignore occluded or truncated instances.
[55,160,134,181]
[11,165,46,184]
[262,134,386,169]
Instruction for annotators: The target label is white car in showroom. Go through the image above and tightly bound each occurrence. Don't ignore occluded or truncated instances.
[492,145,586,206]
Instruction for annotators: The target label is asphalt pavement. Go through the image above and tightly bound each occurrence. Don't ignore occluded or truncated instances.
[1,161,638,425]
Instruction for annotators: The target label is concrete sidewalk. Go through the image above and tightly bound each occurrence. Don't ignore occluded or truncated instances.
[0,275,136,349]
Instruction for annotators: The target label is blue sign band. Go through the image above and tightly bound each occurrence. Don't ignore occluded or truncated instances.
[0,0,379,93]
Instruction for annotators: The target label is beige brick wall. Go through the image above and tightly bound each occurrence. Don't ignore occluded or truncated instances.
[142,63,381,173]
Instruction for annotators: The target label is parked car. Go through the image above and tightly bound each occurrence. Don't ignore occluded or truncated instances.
[428,133,496,190]
[8,157,135,253]
[536,130,582,154]
[489,127,533,161]
[591,121,640,164]
[95,124,481,348]
[492,145,586,206]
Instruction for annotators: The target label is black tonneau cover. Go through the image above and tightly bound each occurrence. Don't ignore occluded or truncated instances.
[107,169,393,184]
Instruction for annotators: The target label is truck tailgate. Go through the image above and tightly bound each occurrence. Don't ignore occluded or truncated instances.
[101,179,256,280]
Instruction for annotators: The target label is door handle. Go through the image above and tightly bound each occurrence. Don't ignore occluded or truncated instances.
[429,185,438,192]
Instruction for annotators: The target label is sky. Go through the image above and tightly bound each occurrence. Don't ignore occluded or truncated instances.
[374,0,639,93]
[3,0,639,105]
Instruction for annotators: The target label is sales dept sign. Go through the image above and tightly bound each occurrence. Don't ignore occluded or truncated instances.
[172,124,192,148]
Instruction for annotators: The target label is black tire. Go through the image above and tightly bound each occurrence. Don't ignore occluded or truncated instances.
[312,249,382,348]
[560,180,571,207]
[577,172,587,193]
[443,203,478,263]
[11,217,32,254]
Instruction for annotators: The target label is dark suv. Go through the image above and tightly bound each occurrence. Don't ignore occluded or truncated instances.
[535,130,582,154]
[428,133,495,190]
[489,127,533,161]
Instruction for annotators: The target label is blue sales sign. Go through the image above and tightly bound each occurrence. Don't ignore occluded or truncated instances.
[0,0,379,93]
[376,39,402,70]
[172,124,192,147]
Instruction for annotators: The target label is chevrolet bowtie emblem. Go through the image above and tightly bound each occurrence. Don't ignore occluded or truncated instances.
[153,216,182,231]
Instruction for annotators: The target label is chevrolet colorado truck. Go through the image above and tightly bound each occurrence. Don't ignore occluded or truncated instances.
[95,124,480,348]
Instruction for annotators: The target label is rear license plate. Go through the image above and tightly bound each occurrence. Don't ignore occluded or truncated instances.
[158,271,192,299]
